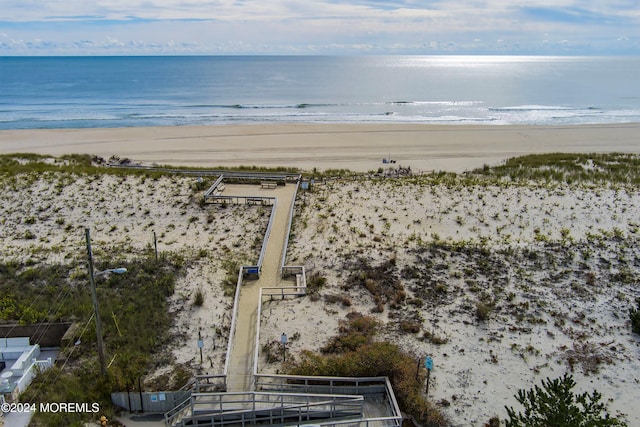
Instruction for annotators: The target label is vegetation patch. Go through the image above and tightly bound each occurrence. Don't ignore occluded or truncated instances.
[505,373,627,426]
[5,251,192,426]
[344,255,406,312]
[288,313,448,427]
[473,152,640,185]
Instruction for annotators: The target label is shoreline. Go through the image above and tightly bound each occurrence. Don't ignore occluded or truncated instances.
[1,122,639,172]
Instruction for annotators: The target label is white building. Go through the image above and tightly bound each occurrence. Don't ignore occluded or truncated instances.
[0,337,53,403]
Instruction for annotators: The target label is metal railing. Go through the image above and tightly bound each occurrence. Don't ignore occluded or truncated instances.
[168,391,364,427]
[280,179,301,275]
[318,416,403,427]
[256,198,277,268]
[204,175,225,198]
[255,375,388,395]
[223,266,246,381]
[261,286,306,299]
[252,376,402,427]
[195,374,227,392]
[205,195,276,205]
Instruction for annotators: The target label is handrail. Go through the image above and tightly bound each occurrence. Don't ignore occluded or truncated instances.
[384,376,402,423]
[261,286,306,298]
[164,394,193,427]
[254,374,393,388]
[203,175,225,197]
[253,289,265,380]
[223,266,245,380]
[280,179,301,275]
[256,198,277,268]
[318,416,403,426]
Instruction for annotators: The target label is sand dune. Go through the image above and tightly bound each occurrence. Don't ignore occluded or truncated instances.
[1,124,640,426]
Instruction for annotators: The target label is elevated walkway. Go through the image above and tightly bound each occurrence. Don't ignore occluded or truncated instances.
[157,172,401,427]
[225,184,297,392]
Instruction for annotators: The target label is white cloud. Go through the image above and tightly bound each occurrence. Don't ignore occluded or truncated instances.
[0,0,638,54]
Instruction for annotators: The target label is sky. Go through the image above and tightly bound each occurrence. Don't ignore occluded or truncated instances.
[1,0,639,55]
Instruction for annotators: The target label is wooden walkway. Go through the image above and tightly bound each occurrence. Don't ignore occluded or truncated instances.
[225,184,297,392]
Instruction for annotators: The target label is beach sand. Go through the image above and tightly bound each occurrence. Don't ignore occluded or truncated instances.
[1,123,640,426]
[1,123,640,172]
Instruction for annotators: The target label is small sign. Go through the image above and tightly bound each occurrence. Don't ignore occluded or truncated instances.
[281,333,288,344]
[197,339,204,348]
[425,356,433,371]
[159,393,166,402]
[150,394,158,403]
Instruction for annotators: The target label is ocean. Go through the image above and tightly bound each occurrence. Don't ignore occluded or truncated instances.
[1,55,639,129]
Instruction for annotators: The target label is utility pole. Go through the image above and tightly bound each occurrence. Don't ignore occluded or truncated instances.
[86,228,107,376]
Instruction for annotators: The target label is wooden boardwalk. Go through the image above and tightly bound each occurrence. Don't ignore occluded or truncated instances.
[225,184,297,392]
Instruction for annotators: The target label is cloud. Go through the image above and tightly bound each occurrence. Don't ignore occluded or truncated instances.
[0,0,639,54]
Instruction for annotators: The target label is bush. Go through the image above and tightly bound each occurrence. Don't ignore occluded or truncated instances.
[505,373,627,427]
[306,273,327,294]
[289,312,448,427]
[193,287,205,306]
[475,301,493,322]
[321,312,380,354]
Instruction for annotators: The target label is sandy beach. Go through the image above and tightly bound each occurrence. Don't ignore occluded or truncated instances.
[1,123,640,172]
[1,123,640,426]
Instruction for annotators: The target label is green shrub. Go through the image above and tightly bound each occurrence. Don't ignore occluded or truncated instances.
[321,312,380,354]
[505,373,627,427]
[306,273,327,294]
[288,312,447,426]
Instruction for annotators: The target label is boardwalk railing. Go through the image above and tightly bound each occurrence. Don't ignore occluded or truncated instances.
[203,175,225,198]
[223,265,245,382]
[253,375,402,427]
[280,179,301,275]
[257,198,277,268]
[205,195,275,205]
[166,391,364,427]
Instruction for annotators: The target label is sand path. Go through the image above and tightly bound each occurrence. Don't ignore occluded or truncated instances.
[225,184,297,392]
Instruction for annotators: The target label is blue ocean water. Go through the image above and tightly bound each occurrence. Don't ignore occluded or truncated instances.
[1,55,639,129]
